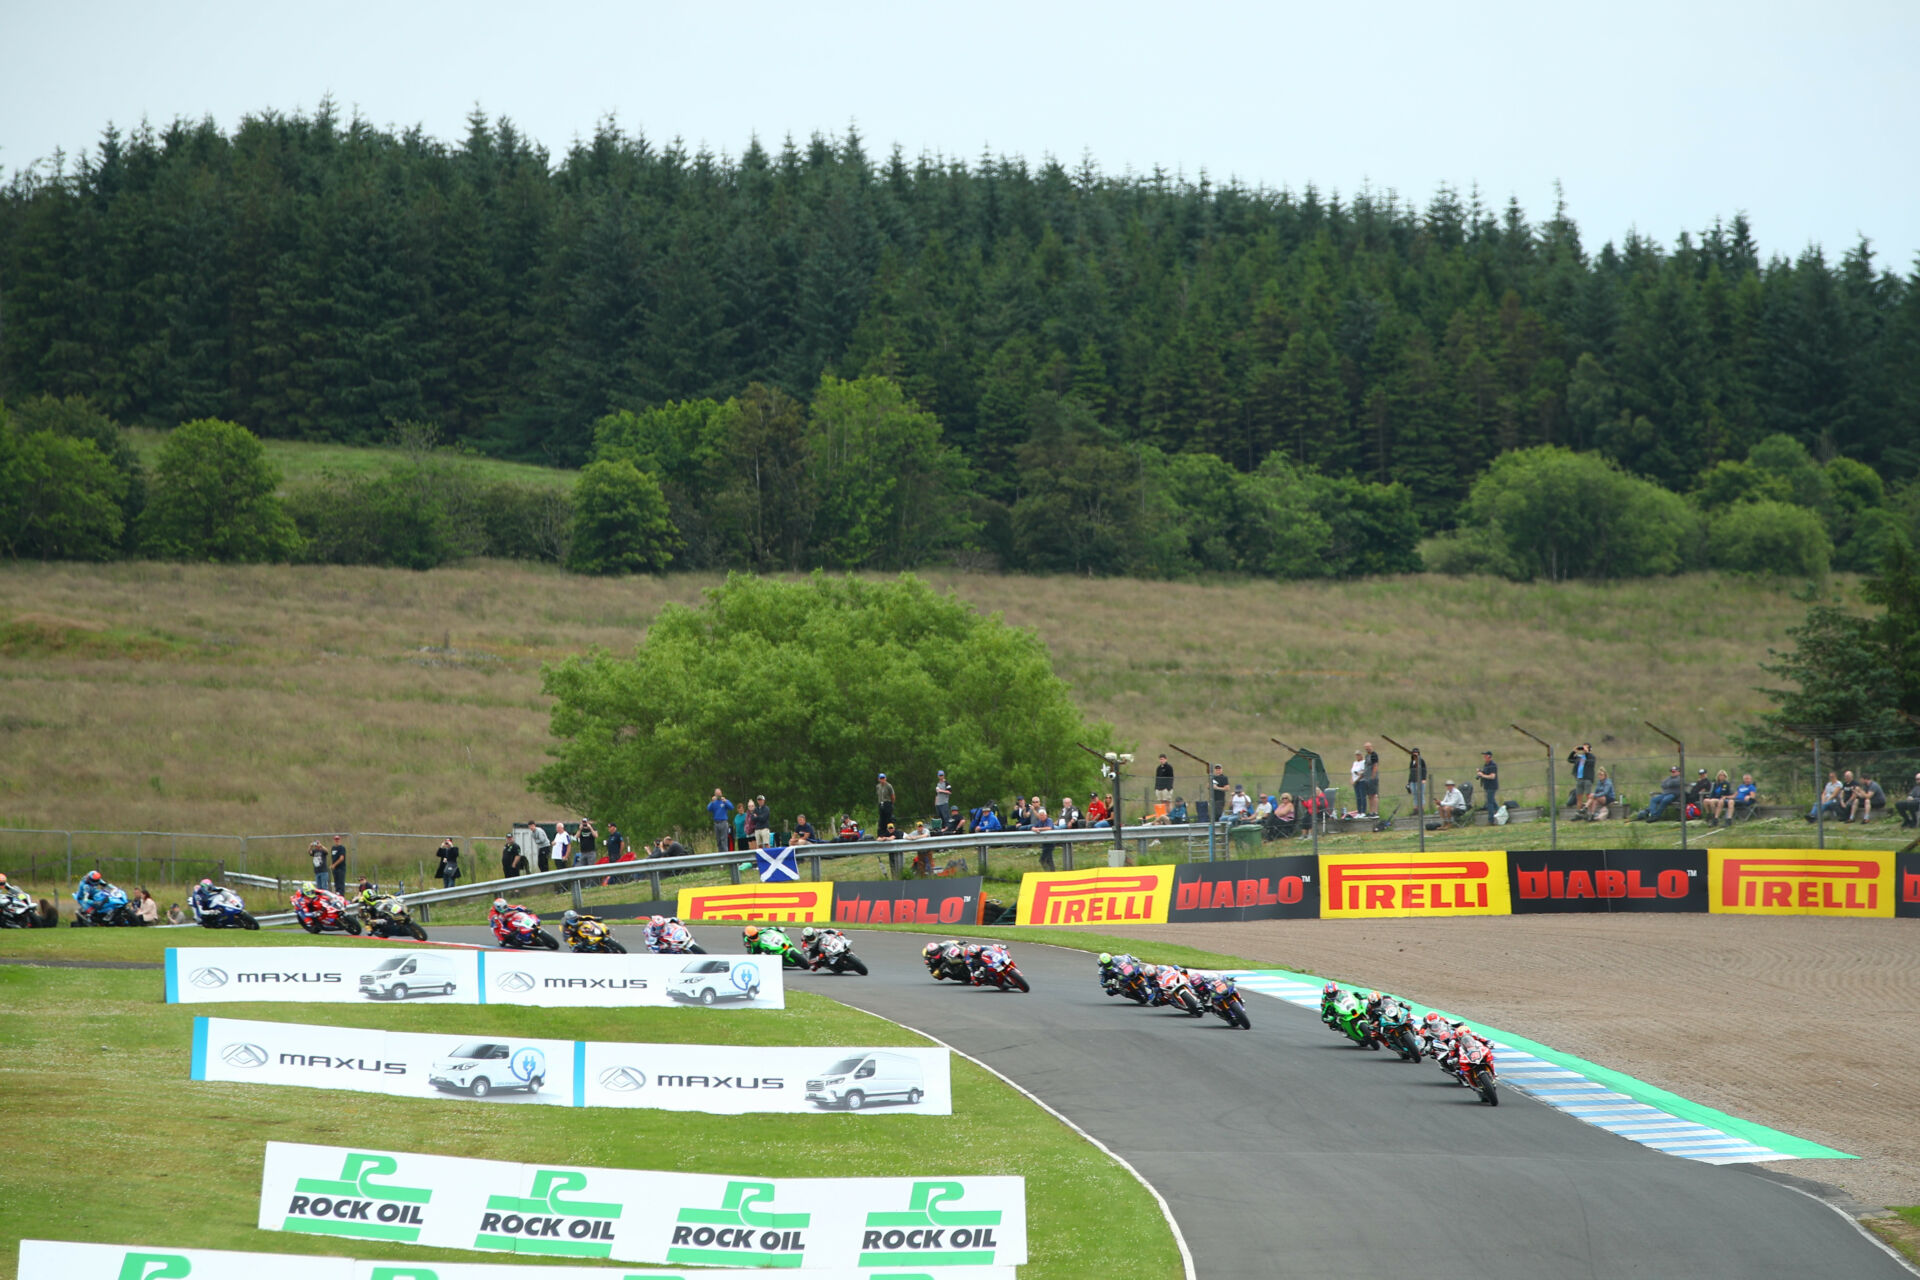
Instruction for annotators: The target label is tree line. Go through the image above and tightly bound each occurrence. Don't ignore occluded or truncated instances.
[4,104,1917,544]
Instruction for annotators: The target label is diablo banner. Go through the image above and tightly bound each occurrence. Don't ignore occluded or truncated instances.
[165,947,784,1010]
[833,877,984,926]
[255,1141,1025,1270]
[192,1018,952,1115]
[679,881,834,923]
[1901,850,1920,920]
[1318,850,1511,919]
[1709,849,1894,917]
[1014,866,1176,926]
[1507,848,1707,913]
[18,1239,1016,1280]
[1170,855,1318,922]
[595,898,679,920]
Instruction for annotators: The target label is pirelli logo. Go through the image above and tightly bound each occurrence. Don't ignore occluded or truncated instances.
[1321,853,1512,918]
[676,883,834,923]
[1709,851,1892,917]
[1015,867,1175,926]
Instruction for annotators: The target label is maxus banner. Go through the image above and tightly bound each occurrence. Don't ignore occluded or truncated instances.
[1014,866,1176,926]
[1507,848,1708,913]
[165,948,785,1009]
[1319,850,1512,918]
[193,1018,953,1115]
[1709,848,1895,916]
[254,1141,1026,1270]
[679,881,834,922]
[17,1238,1017,1280]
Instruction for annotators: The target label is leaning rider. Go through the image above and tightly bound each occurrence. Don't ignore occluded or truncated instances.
[561,908,603,949]
[189,877,222,921]
[489,897,530,939]
[74,870,113,918]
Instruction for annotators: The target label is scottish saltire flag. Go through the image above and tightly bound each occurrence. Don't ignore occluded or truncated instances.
[757,845,800,882]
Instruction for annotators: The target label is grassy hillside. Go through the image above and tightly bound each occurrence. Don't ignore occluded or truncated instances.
[124,428,578,492]
[0,559,1841,885]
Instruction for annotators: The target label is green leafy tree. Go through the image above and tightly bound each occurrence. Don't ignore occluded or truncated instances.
[9,394,145,537]
[0,423,127,560]
[566,459,679,575]
[1447,445,1698,580]
[140,418,300,562]
[1706,500,1831,576]
[530,573,1108,833]
[803,374,976,569]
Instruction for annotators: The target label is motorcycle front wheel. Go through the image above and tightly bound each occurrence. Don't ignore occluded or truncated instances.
[407,922,427,941]
[843,955,868,975]
[342,916,362,936]
[1008,969,1030,993]
[1473,1067,1499,1106]
[605,938,627,954]
[536,929,560,950]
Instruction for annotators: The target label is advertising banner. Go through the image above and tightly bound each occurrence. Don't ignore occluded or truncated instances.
[1014,866,1175,926]
[255,1141,1025,1270]
[679,882,834,923]
[594,898,679,920]
[833,877,984,926]
[1169,855,1318,922]
[18,1238,1016,1280]
[1708,849,1894,916]
[192,1018,952,1115]
[1507,848,1708,913]
[1900,850,1920,920]
[1318,850,1512,919]
[165,948,785,1010]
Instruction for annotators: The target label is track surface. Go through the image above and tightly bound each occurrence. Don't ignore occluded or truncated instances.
[438,925,1907,1279]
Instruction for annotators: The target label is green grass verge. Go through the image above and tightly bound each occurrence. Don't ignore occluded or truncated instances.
[1869,1207,1920,1265]
[0,931,1180,1280]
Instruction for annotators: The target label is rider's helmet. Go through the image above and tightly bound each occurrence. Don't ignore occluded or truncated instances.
[563,910,578,924]
[1368,990,1381,1003]
[359,888,377,904]
[1322,981,1339,997]
[742,925,760,942]
[650,914,666,928]
[801,927,816,941]
[307,881,321,896]
[1098,952,1113,965]
[492,897,508,911]
[200,878,213,888]
[86,870,103,883]
[0,873,7,887]
[1423,1011,1443,1027]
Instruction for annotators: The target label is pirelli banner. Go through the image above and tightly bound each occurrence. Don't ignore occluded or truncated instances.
[679,881,835,923]
[1015,866,1177,926]
[252,1141,1025,1271]
[1710,849,1898,917]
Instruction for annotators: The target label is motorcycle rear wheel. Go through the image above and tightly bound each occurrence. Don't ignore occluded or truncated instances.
[343,916,362,935]
[240,912,259,931]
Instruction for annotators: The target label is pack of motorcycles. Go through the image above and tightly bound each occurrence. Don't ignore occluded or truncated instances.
[1098,955,1252,1029]
[1317,984,1501,1105]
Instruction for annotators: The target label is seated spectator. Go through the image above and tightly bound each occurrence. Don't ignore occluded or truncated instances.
[1852,774,1887,824]
[1168,796,1188,823]
[1637,766,1686,821]
[1011,797,1034,830]
[1577,768,1616,821]
[135,887,160,924]
[1254,794,1275,820]
[1227,785,1253,822]
[1271,793,1298,838]
[940,807,965,835]
[1897,772,1920,829]
[1058,796,1082,829]
[1086,792,1109,826]
[1701,770,1734,823]
[1807,771,1845,822]
[163,902,184,926]
[972,803,1004,833]
[835,813,863,842]
[1437,781,1468,828]
[1684,768,1711,818]
[1733,774,1758,820]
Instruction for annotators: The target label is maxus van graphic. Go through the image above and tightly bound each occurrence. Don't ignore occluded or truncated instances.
[666,958,763,1005]
[427,1042,547,1098]
[804,1050,923,1111]
[359,954,460,1000]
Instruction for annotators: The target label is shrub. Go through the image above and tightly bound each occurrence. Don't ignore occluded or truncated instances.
[566,460,679,575]
[141,419,299,562]
[1456,446,1699,580]
[1708,500,1831,576]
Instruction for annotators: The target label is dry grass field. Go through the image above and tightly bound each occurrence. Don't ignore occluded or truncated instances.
[0,561,1835,884]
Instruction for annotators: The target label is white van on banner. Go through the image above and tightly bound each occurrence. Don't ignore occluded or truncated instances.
[192,1018,953,1115]
[165,947,786,1009]
[255,1141,1027,1270]
[17,1239,1017,1280]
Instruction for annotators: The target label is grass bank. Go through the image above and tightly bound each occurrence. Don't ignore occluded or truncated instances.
[0,929,1180,1280]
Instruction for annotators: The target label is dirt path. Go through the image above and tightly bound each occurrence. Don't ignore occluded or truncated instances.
[1103,915,1920,1211]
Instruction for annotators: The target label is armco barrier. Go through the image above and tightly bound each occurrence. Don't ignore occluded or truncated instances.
[1011,848,1920,923]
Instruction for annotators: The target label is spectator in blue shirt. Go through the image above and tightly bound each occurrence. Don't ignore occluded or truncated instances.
[707,788,735,852]
[1168,796,1189,823]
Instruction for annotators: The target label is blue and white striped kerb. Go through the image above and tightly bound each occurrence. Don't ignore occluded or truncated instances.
[1227,969,1797,1166]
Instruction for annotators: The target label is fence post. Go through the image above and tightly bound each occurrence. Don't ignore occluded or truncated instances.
[570,880,584,911]
[978,845,988,877]
[66,831,73,883]
[808,854,821,881]
[1382,736,1424,852]
[1645,721,1686,850]
[647,870,662,900]
[1813,739,1824,850]
[1512,724,1556,851]
[729,862,743,885]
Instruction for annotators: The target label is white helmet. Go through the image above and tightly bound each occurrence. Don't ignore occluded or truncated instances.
[801,927,816,941]
[650,914,666,927]
[493,898,508,910]
[563,910,578,923]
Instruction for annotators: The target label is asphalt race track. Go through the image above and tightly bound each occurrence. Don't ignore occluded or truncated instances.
[436,925,1909,1279]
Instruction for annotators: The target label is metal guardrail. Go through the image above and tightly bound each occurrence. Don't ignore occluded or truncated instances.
[247,823,1220,927]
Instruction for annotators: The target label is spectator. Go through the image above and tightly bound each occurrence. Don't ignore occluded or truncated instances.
[1733,774,1759,823]
[1638,766,1686,821]
[1438,780,1468,828]
[792,813,817,844]
[1348,752,1367,818]
[1567,744,1597,807]
[1228,785,1252,822]
[1806,771,1844,822]
[1363,742,1382,817]
[577,820,597,866]
[329,836,349,895]
[934,771,952,827]
[973,803,1004,833]
[1701,771,1734,824]
[940,807,965,836]
[1406,749,1429,817]
[164,901,184,926]
[1169,795,1189,823]
[604,823,625,863]
[707,789,735,852]
[1059,795,1082,829]
[835,813,862,842]
[1476,752,1500,822]
[1011,796,1034,829]
[552,820,573,869]
[355,875,376,899]
[1086,792,1110,825]
[653,834,690,861]
[435,838,461,887]
[308,840,328,886]
[530,820,553,873]
[1209,765,1229,822]
[1898,772,1920,828]
[1154,754,1175,808]
[1853,774,1887,824]
[876,773,896,833]
[1271,793,1298,838]
[135,887,159,924]
[502,831,528,879]
[1032,802,1056,871]
[1576,768,1616,821]
[732,804,751,850]
[1684,769,1712,818]
[752,796,773,847]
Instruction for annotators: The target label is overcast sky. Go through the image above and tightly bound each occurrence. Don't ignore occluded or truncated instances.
[5,0,1916,270]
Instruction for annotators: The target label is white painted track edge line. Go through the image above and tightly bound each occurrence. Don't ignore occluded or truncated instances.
[1766,1177,1920,1277]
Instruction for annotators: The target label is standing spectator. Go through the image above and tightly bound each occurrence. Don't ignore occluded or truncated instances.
[1897,772,1920,828]
[308,840,328,887]
[1348,752,1367,818]
[577,820,597,866]
[1476,752,1500,823]
[1406,749,1429,818]
[1209,764,1229,822]
[552,821,573,869]
[1437,781,1468,828]
[1032,801,1056,871]
[502,831,528,879]
[435,838,461,888]
[876,773,896,834]
[1362,742,1381,817]
[934,771,952,827]
[604,823,625,863]
[752,796,773,846]
[530,820,553,872]
[1567,744,1597,807]
[329,836,349,896]
[1154,754,1175,808]
[707,789,735,852]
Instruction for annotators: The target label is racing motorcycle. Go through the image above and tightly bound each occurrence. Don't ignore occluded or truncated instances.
[1202,975,1252,1029]
[934,943,976,984]
[1113,959,1152,1005]
[655,919,704,954]
[294,887,361,935]
[748,926,809,968]
[810,931,868,975]
[197,886,259,930]
[975,943,1028,992]
[1374,995,1422,1061]
[1451,1034,1500,1106]
[359,894,426,941]
[566,914,625,954]
[1,888,40,928]
[494,906,558,950]
[1329,991,1375,1047]
[1153,967,1204,1016]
